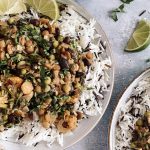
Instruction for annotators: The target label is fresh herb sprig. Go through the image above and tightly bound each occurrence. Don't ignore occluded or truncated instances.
[109,4,125,22]
[109,0,134,21]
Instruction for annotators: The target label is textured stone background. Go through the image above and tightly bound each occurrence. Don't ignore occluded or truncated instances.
[68,0,150,150]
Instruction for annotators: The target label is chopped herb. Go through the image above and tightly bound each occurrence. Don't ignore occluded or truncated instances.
[0,60,7,68]
[109,12,118,22]
[146,58,150,63]
[87,87,94,90]
[121,0,134,4]
[109,4,125,21]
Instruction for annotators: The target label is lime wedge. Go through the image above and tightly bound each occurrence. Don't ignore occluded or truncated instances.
[25,0,60,20]
[125,20,150,52]
[0,0,26,15]
[6,0,27,14]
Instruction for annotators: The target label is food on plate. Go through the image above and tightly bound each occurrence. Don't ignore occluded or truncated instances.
[115,77,150,150]
[0,0,111,147]
[125,20,150,52]
[130,111,150,150]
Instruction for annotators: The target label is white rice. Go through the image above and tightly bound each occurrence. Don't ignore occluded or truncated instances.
[115,77,150,150]
[0,6,111,148]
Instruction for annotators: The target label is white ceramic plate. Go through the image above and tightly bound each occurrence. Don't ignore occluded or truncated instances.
[0,0,114,150]
[109,68,150,150]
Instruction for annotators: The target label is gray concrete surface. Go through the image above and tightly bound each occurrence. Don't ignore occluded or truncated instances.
[68,0,150,150]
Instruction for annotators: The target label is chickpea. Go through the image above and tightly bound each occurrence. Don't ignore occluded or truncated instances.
[35,85,42,93]
[26,46,35,53]
[0,51,5,60]
[42,121,50,129]
[53,64,60,71]
[25,40,33,47]
[19,36,26,46]
[64,72,71,82]
[69,95,79,104]
[53,70,59,77]
[49,54,55,61]
[40,18,49,24]
[45,113,56,125]
[86,52,93,59]
[21,81,33,95]
[0,40,5,48]
[7,44,14,55]
[11,26,17,33]
[71,64,79,73]
[0,125,4,132]
[68,59,74,65]
[42,30,49,36]
[45,98,52,105]
[45,113,51,122]
[61,43,69,49]
[53,78,60,85]
[7,76,23,87]
[63,84,71,94]
[38,109,45,116]
[22,91,33,101]
[22,106,29,112]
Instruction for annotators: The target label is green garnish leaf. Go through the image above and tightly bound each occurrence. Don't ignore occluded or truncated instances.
[109,12,118,22]
[0,60,7,67]
[109,4,125,21]
[121,0,134,4]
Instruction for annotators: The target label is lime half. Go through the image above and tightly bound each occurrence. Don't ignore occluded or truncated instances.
[125,20,150,52]
[0,0,26,15]
[25,0,60,20]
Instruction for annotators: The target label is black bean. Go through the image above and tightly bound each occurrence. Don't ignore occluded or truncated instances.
[63,37,70,44]
[55,28,60,36]
[82,58,91,67]
[40,27,48,32]
[76,71,84,77]
[62,121,68,128]
[59,57,69,69]
[30,19,40,26]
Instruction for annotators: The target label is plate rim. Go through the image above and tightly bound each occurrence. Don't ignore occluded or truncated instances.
[109,68,150,150]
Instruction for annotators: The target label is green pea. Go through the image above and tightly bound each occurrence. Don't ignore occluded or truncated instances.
[3,115,8,121]
[58,35,64,42]
[136,119,143,126]
[44,77,51,85]
[53,40,59,48]
[21,69,27,75]
[8,18,15,24]
[130,143,136,148]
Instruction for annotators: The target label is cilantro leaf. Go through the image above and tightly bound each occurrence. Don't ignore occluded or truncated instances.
[121,0,134,4]
[109,4,125,21]
[109,12,118,22]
